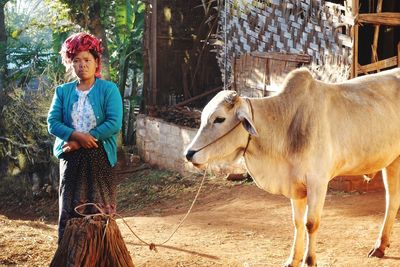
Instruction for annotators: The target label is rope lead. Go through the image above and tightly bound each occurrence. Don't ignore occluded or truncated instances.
[73,164,209,252]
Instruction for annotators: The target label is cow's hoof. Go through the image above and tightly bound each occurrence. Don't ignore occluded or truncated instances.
[283,261,295,267]
[284,257,302,267]
[283,263,300,267]
[305,255,317,266]
[368,247,385,258]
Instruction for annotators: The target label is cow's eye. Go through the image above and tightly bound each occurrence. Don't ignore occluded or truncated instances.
[213,117,226,124]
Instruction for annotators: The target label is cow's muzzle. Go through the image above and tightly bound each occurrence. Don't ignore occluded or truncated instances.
[185,150,197,161]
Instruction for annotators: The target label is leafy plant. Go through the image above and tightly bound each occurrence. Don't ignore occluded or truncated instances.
[112,0,144,91]
[0,66,58,175]
[47,0,145,145]
[6,0,71,87]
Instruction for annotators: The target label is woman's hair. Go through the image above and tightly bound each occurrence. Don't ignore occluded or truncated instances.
[60,32,104,78]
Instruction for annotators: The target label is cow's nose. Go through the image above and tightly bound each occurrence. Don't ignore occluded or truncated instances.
[185,150,197,161]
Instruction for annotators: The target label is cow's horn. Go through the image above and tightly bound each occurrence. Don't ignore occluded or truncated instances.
[225,91,238,105]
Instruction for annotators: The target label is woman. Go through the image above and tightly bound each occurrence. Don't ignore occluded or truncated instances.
[47,32,123,243]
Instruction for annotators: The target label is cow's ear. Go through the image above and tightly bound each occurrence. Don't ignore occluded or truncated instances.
[236,106,258,137]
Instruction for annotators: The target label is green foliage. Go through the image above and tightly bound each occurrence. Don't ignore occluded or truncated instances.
[46,0,145,92]
[110,0,145,86]
[106,0,144,144]
[5,0,72,87]
[0,67,59,174]
[0,0,147,177]
[8,40,54,84]
[115,0,134,44]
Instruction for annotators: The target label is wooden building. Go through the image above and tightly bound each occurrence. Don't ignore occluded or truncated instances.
[143,0,399,108]
[141,0,399,191]
[143,0,223,111]
[217,0,400,97]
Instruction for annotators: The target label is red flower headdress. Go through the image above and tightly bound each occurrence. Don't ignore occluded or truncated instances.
[60,32,103,78]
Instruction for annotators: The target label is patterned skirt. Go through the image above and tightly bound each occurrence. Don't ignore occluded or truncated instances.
[57,143,116,243]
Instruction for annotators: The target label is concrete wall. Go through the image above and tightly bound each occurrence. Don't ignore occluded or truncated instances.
[136,114,246,175]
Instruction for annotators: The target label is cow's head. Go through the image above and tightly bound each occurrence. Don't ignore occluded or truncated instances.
[185,90,258,168]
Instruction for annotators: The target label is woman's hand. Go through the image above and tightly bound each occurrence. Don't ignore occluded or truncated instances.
[62,141,82,153]
[71,131,99,149]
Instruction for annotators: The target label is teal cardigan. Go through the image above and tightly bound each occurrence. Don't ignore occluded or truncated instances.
[47,78,123,167]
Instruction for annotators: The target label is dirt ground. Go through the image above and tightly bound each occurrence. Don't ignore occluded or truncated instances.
[1,169,400,267]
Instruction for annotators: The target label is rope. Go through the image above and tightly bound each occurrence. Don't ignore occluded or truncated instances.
[242,98,254,157]
[194,98,254,157]
[73,164,209,252]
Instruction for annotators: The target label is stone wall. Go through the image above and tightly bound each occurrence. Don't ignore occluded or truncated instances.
[136,114,246,175]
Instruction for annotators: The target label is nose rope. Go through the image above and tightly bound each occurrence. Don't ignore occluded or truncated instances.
[195,121,242,153]
[194,98,254,157]
[242,98,254,156]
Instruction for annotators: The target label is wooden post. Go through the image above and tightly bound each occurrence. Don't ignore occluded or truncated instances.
[398,42,400,67]
[262,58,267,97]
[263,58,270,97]
[352,26,359,78]
[151,0,157,106]
[182,63,190,100]
[371,0,383,72]
[232,57,237,92]
[351,0,359,78]
[244,54,248,93]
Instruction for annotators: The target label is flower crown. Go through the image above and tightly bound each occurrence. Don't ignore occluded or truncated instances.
[60,32,103,78]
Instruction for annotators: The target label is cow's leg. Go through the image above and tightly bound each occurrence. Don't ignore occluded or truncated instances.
[304,180,328,266]
[285,197,307,267]
[369,158,400,258]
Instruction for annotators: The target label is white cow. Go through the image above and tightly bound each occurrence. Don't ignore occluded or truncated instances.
[185,67,400,266]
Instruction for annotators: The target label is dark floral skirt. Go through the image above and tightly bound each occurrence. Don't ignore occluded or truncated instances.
[57,143,116,243]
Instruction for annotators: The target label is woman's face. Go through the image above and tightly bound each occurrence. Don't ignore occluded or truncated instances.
[72,51,98,81]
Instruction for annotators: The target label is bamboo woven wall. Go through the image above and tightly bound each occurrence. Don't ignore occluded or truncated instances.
[233,52,311,97]
[218,0,355,86]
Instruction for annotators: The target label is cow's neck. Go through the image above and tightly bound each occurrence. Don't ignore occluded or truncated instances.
[242,95,308,199]
[247,95,305,154]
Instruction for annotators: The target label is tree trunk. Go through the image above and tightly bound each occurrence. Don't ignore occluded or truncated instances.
[68,0,111,80]
[0,0,8,97]
[88,2,111,80]
[0,0,9,146]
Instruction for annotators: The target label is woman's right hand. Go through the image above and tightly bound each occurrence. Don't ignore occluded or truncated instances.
[62,141,81,153]
[71,131,98,149]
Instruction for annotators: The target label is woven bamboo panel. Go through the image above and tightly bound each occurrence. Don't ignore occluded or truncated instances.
[233,52,311,97]
[218,0,354,86]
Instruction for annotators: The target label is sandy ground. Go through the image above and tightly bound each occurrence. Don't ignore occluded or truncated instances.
[1,172,400,266]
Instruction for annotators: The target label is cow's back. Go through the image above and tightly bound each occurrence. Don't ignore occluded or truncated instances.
[323,68,400,176]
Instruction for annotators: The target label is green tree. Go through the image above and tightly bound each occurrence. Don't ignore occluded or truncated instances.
[0,0,8,99]
[50,0,144,145]
[0,1,9,174]
[109,0,144,144]
[49,0,111,80]
[0,0,69,176]
[112,0,144,94]
[51,0,144,92]
[7,0,71,86]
